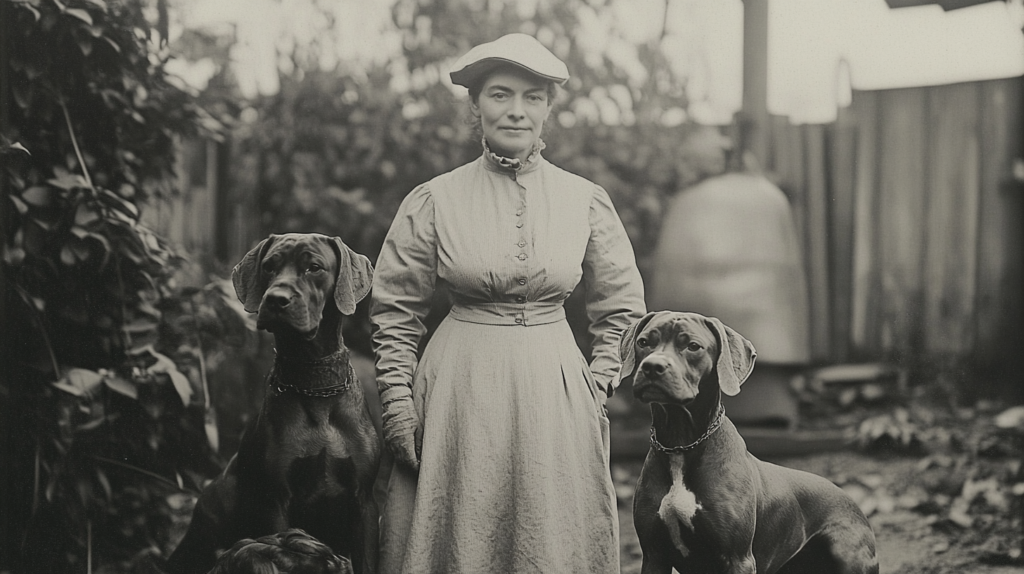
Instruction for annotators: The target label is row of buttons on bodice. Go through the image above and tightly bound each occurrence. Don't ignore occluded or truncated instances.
[512,172,529,325]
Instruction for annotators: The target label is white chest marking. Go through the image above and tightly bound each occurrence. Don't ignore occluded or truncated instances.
[657,454,701,557]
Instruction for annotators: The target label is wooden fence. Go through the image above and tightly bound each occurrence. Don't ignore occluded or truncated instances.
[765,76,1023,391]
[149,76,1024,393]
[143,138,257,280]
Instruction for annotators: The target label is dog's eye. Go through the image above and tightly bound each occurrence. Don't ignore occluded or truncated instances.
[636,337,649,348]
[308,263,324,273]
[687,342,703,352]
[261,262,276,275]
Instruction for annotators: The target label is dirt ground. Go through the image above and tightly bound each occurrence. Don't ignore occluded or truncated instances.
[614,437,1023,574]
[160,397,1022,574]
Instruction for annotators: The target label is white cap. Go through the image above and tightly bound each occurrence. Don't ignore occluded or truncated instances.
[449,33,569,88]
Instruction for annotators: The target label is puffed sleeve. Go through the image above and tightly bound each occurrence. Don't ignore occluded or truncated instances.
[583,186,647,396]
[370,184,437,407]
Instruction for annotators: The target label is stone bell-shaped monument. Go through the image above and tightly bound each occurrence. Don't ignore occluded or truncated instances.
[648,128,810,427]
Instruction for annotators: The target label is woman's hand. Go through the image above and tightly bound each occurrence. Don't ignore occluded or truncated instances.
[382,397,421,471]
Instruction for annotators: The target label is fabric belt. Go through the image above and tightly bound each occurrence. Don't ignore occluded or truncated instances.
[448,302,565,326]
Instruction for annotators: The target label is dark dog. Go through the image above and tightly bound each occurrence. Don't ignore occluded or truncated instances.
[621,311,878,574]
[166,233,379,574]
[207,528,354,574]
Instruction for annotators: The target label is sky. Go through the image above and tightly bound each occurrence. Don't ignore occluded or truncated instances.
[167,0,1024,124]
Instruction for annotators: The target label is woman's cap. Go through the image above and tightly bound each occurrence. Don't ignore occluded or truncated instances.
[450,33,569,88]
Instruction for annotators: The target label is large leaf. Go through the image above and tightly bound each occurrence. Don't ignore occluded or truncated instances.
[103,373,138,399]
[102,36,121,53]
[65,8,93,26]
[95,468,112,502]
[70,226,111,254]
[60,244,77,265]
[53,368,104,397]
[210,279,257,331]
[21,186,53,207]
[122,319,159,334]
[78,37,93,56]
[74,203,101,226]
[12,82,33,109]
[134,345,194,406]
[9,194,29,214]
[47,169,88,191]
[204,409,219,452]
[5,142,31,155]
[100,187,139,218]
[2,244,26,266]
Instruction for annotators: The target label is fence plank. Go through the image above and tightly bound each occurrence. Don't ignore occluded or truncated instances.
[850,91,879,356]
[803,124,831,361]
[875,87,929,356]
[829,110,858,363]
[923,83,981,355]
[767,116,806,246]
[786,124,807,250]
[975,78,1024,383]
[768,114,796,188]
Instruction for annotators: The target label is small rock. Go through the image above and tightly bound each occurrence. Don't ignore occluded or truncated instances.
[860,383,888,402]
[947,509,973,528]
[838,388,859,407]
[859,473,884,489]
[842,483,870,505]
[875,494,897,515]
[994,406,1024,430]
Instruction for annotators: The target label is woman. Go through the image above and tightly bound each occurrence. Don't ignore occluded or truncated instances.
[370,33,646,574]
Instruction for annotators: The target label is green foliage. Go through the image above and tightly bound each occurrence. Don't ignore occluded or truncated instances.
[233,0,700,270]
[1,0,233,570]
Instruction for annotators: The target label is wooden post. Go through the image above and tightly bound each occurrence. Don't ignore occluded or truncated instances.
[742,0,770,167]
[0,1,12,566]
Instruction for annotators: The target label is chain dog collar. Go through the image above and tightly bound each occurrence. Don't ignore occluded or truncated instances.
[650,404,726,454]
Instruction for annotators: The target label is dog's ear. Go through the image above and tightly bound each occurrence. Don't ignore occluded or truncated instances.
[232,236,276,313]
[618,311,661,386]
[329,237,374,316]
[704,316,757,396]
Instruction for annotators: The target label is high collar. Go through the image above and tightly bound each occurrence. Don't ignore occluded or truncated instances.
[481,137,545,176]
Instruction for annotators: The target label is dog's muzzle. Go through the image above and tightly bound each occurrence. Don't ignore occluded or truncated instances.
[258,284,319,337]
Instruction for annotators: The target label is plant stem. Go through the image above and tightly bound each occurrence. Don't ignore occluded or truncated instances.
[90,454,193,492]
[60,101,94,190]
[87,519,92,574]
[32,437,40,514]
[114,255,132,351]
[189,298,210,411]
[13,284,60,377]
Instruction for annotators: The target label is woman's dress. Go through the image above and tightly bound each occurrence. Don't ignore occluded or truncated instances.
[370,150,646,574]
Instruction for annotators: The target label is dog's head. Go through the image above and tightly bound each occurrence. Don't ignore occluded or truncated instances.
[231,233,373,336]
[619,311,756,405]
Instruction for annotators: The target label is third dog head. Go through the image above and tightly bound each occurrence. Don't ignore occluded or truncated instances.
[619,311,756,405]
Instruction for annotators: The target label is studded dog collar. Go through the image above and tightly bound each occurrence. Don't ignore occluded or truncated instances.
[267,349,355,398]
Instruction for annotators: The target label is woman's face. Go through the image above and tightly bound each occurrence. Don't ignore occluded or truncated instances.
[471,68,553,163]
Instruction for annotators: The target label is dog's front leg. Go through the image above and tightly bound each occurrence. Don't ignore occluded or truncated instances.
[358,494,380,574]
[725,552,756,574]
[639,553,676,574]
[165,471,240,574]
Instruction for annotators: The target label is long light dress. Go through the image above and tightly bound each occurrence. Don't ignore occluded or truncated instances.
[370,148,646,574]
